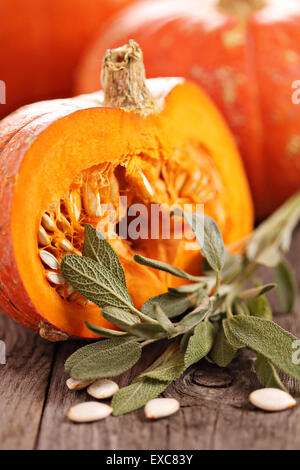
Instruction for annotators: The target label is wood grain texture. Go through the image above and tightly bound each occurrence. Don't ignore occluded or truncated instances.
[0,313,55,450]
[2,227,300,450]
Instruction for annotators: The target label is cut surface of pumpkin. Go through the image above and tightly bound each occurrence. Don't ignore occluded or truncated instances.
[0,42,253,339]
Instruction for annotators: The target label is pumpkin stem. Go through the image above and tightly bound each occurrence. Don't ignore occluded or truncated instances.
[101,40,157,114]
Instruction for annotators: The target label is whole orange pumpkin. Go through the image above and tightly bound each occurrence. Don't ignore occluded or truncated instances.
[75,0,300,218]
[0,0,135,119]
[0,42,253,339]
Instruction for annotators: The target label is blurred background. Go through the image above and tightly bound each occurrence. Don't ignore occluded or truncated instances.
[0,0,300,218]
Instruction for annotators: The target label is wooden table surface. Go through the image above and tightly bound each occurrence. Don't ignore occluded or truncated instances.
[0,227,300,451]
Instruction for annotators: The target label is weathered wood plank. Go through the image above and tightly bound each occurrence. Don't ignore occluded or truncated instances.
[36,226,300,450]
[0,314,55,450]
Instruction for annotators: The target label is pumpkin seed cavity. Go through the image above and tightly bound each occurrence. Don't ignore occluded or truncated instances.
[37,147,224,305]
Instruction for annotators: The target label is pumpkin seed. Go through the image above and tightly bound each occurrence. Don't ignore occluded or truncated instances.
[41,213,55,232]
[87,379,119,399]
[68,190,82,222]
[39,250,59,270]
[67,401,112,423]
[66,378,94,391]
[82,184,102,217]
[38,226,51,246]
[56,214,71,233]
[46,271,65,285]
[57,283,75,299]
[249,388,296,412]
[144,398,180,420]
[60,239,73,252]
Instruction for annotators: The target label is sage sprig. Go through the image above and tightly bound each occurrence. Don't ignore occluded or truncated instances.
[63,191,300,416]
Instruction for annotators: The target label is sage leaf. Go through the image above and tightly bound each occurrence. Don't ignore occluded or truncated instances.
[128,323,166,340]
[210,327,237,367]
[102,306,140,330]
[112,378,171,416]
[224,316,300,380]
[203,249,240,276]
[66,338,142,380]
[142,292,192,319]
[255,244,281,268]
[153,303,176,336]
[61,255,133,310]
[173,209,225,272]
[254,354,287,391]
[184,321,215,367]
[65,337,131,374]
[179,296,211,327]
[140,348,185,381]
[247,295,272,320]
[246,191,300,262]
[168,283,206,294]
[82,224,126,286]
[239,283,276,300]
[222,319,246,349]
[134,254,202,281]
[85,322,129,338]
[274,260,297,313]
[180,329,194,352]
[233,298,251,316]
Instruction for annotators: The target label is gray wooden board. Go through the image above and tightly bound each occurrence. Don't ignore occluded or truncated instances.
[0,226,300,450]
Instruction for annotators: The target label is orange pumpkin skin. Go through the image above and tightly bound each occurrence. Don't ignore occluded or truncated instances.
[75,0,300,219]
[0,74,253,339]
[0,0,135,119]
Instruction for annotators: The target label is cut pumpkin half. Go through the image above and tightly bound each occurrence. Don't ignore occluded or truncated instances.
[0,42,253,339]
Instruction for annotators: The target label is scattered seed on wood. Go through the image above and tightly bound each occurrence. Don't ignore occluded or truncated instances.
[66,378,95,391]
[144,398,180,420]
[87,379,119,399]
[249,388,296,412]
[67,402,112,423]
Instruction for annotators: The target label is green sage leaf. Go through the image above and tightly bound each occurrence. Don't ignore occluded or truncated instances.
[233,298,251,316]
[173,209,225,272]
[184,321,215,367]
[247,295,273,320]
[140,348,185,381]
[210,327,237,367]
[239,283,276,300]
[61,255,133,310]
[246,191,300,262]
[134,253,202,281]
[141,292,192,318]
[82,224,126,286]
[102,306,140,330]
[274,260,297,313]
[128,323,166,340]
[254,353,287,391]
[112,378,171,416]
[168,283,206,294]
[179,297,211,327]
[224,316,300,380]
[153,303,176,336]
[85,322,129,338]
[222,319,246,349]
[65,337,141,380]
